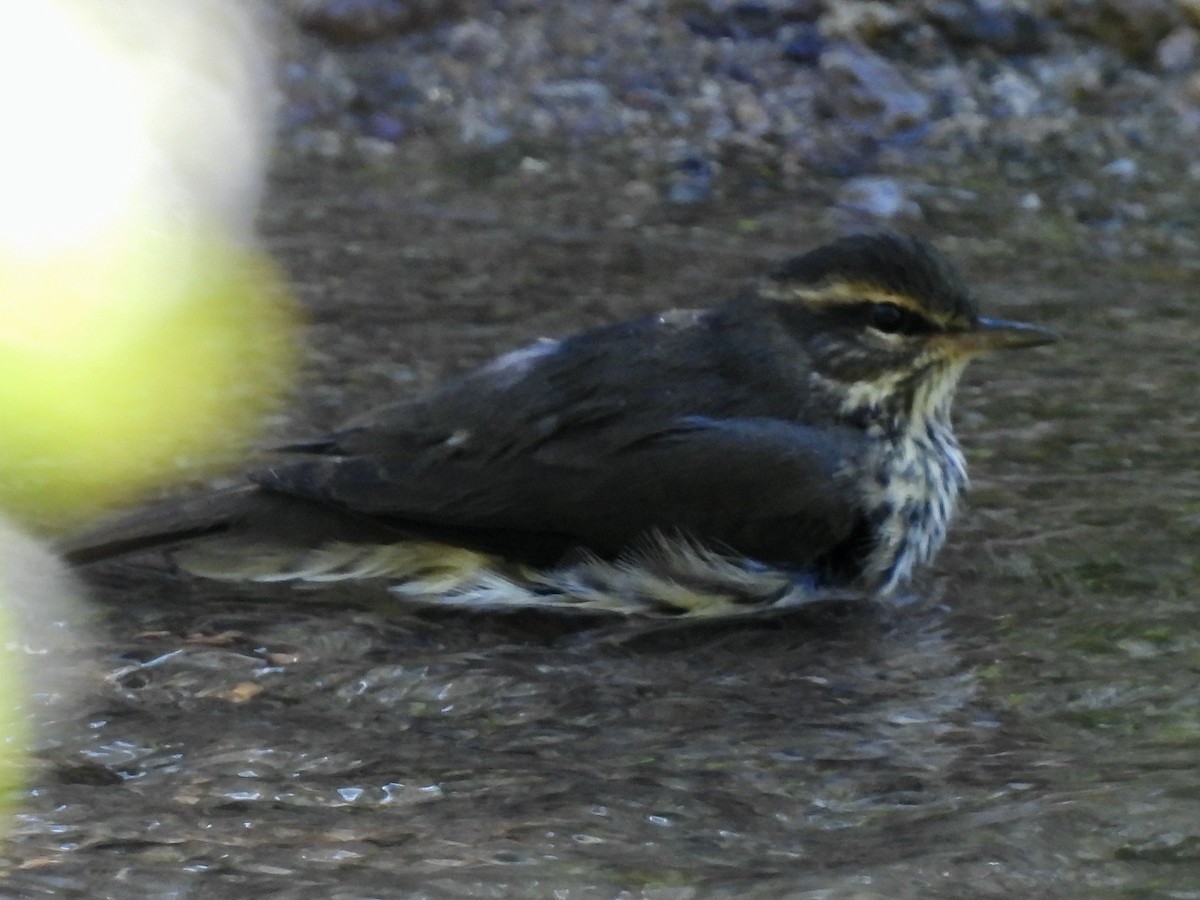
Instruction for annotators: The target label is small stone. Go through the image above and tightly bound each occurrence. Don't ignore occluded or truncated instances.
[309,52,358,112]
[622,179,657,202]
[446,20,505,63]
[362,112,406,142]
[296,128,345,158]
[665,154,715,205]
[458,113,512,149]
[1058,0,1185,63]
[1182,0,1200,28]
[353,135,398,163]
[781,24,825,66]
[532,80,611,108]
[1101,157,1138,180]
[930,1,1047,55]
[820,2,911,45]
[293,0,462,43]
[1047,54,1107,105]
[726,2,779,38]
[1157,26,1200,72]
[455,94,513,148]
[833,176,923,222]
[732,92,772,135]
[821,43,932,131]
[1182,70,1200,104]
[989,70,1042,118]
[682,1,783,40]
[352,68,422,110]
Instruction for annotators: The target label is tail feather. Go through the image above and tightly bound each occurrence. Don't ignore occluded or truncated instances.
[58,486,257,566]
[57,486,409,571]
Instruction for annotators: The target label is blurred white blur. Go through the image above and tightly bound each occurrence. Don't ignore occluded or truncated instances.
[0,516,90,712]
[0,0,286,783]
[0,0,273,256]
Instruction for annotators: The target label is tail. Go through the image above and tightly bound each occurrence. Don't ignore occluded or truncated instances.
[57,485,414,573]
[57,485,263,566]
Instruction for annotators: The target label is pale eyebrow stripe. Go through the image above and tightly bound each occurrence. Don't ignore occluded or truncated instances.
[760,278,943,315]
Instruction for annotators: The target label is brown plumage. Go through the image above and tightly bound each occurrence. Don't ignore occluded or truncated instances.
[61,233,1057,616]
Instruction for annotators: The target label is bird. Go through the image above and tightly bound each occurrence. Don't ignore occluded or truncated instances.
[61,233,1057,618]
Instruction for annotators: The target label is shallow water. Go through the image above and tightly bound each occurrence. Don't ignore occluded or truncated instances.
[3,148,1199,898]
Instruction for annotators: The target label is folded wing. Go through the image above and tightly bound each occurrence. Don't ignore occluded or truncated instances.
[255,415,868,569]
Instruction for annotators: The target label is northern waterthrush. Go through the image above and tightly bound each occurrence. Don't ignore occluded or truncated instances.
[63,233,1057,616]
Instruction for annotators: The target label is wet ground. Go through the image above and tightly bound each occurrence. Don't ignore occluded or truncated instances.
[3,143,1200,898]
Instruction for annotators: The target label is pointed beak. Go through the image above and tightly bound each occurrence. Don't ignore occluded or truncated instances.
[940,317,1059,356]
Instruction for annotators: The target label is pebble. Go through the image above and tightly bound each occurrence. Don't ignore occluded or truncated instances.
[362,112,405,142]
[295,128,345,159]
[292,0,460,42]
[353,135,398,164]
[931,0,1047,55]
[833,176,923,223]
[819,2,912,45]
[532,80,612,108]
[989,69,1042,118]
[665,153,716,206]
[781,24,825,66]
[270,0,1200,257]
[1058,0,1185,62]
[1018,192,1043,211]
[820,43,932,131]
[1101,158,1138,180]
[1156,26,1200,72]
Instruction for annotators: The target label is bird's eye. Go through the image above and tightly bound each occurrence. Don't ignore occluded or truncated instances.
[862,302,937,336]
[868,302,908,334]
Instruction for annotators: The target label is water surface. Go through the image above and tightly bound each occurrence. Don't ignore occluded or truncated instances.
[3,150,1197,898]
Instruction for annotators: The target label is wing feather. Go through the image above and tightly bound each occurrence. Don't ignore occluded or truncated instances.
[255,416,867,568]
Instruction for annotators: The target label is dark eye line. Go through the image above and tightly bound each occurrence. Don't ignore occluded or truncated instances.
[862,301,938,337]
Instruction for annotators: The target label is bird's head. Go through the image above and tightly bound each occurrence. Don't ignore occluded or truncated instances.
[756,233,1057,430]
